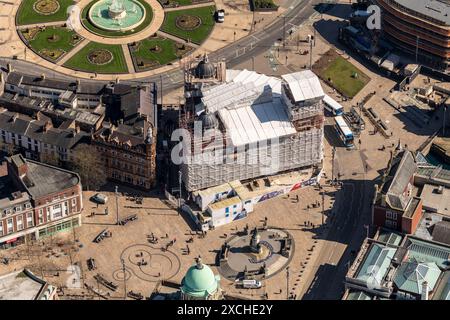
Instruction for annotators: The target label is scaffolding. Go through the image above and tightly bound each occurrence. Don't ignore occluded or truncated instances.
[181,67,325,192]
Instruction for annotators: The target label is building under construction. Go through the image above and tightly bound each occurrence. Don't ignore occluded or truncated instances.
[179,55,325,192]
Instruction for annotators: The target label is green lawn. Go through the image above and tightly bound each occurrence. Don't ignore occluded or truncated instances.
[130,37,192,70]
[17,0,74,25]
[64,42,128,74]
[320,56,370,98]
[161,5,215,44]
[81,0,153,37]
[25,26,81,60]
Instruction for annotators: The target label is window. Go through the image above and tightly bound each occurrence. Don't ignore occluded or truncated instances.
[15,206,22,213]
[27,212,33,227]
[225,207,229,213]
[7,218,13,234]
[17,216,23,231]
[0,221,3,236]
[225,213,230,218]
[25,203,31,209]
[38,210,43,224]
[53,211,62,219]
[64,202,68,215]
[72,198,76,206]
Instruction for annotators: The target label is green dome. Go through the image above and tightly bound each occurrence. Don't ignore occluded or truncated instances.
[181,262,219,298]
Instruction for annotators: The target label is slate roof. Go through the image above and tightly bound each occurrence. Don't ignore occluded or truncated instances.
[432,221,450,245]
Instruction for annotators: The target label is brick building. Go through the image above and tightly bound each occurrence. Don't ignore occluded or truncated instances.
[372,146,423,234]
[0,154,83,248]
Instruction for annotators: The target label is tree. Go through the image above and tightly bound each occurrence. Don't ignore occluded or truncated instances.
[0,139,19,157]
[68,144,107,191]
[39,151,60,167]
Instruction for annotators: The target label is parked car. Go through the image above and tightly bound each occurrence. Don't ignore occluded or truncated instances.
[91,193,108,204]
[241,279,262,289]
[215,9,225,23]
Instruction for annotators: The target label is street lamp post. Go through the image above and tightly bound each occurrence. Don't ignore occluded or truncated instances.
[364,225,369,239]
[178,170,182,215]
[121,258,127,299]
[321,187,325,225]
[115,186,119,225]
[286,266,290,300]
[443,105,447,137]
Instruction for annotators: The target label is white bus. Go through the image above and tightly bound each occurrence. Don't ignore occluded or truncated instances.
[323,95,344,116]
[334,115,354,148]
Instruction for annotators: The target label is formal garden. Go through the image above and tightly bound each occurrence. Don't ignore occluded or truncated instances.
[17,0,74,25]
[15,0,217,74]
[160,5,215,44]
[21,26,82,61]
[64,42,128,73]
[129,36,193,71]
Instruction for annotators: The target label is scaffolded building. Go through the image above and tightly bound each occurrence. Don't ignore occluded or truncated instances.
[180,56,324,192]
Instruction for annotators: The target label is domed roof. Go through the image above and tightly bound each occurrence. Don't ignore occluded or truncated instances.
[199,112,218,130]
[195,54,215,79]
[181,258,219,298]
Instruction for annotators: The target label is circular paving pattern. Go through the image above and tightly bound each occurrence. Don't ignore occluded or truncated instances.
[218,228,295,281]
[175,14,201,31]
[87,48,114,65]
[117,244,181,282]
[33,0,60,15]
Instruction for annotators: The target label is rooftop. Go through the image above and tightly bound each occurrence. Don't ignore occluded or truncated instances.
[393,260,441,295]
[281,70,325,102]
[207,196,241,211]
[0,270,50,300]
[199,70,305,147]
[432,220,450,245]
[405,237,450,269]
[420,184,450,217]
[355,243,396,287]
[9,155,80,198]
[392,0,450,26]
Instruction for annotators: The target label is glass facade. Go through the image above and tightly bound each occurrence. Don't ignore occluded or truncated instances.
[38,217,80,238]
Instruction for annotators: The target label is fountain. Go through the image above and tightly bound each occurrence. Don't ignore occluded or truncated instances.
[88,0,146,32]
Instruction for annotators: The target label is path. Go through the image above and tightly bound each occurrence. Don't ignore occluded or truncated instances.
[121,44,135,74]
[56,38,89,66]
[164,1,216,12]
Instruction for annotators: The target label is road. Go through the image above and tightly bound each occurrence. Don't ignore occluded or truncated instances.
[0,0,320,93]
[301,128,373,299]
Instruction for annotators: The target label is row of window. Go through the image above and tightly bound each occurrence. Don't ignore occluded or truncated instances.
[0,212,34,237]
[2,203,32,217]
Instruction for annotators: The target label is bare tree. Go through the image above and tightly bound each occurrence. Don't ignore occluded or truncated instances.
[68,144,107,191]
[39,151,60,167]
[0,139,19,157]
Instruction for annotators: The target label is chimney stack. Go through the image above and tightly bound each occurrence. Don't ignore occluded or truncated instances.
[421,281,429,300]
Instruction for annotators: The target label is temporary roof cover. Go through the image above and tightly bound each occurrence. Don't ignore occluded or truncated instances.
[200,70,299,147]
[281,70,324,102]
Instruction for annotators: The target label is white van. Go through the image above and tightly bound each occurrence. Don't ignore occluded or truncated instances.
[242,279,262,289]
